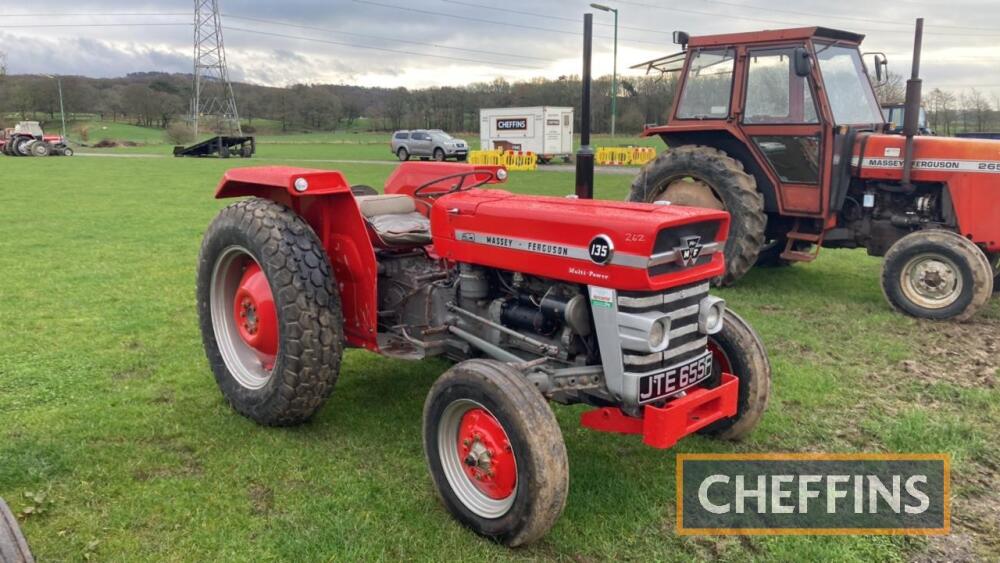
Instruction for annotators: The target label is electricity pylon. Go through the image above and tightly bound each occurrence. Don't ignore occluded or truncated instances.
[192,0,242,137]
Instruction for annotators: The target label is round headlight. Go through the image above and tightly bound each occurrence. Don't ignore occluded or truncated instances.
[648,318,670,350]
[496,168,508,181]
[698,296,726,335]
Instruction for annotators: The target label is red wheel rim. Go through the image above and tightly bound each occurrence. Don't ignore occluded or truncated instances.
[456,408,516,500]
[708,339,732,374]
[232,262,278,370]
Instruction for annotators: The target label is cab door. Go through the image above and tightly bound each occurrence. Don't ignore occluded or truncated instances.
[740,47,828,215]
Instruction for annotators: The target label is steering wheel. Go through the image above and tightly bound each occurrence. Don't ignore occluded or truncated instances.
[413,170,496,199]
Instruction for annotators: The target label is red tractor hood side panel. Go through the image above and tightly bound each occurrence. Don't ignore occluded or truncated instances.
[431,190,729,291]
[856,135,1000,250]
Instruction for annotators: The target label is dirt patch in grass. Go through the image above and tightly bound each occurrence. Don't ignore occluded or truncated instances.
[893,317,999,389]
[248,483,274,516]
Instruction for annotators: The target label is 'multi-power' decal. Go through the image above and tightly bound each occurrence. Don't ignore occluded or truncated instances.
[852,156,1000,173]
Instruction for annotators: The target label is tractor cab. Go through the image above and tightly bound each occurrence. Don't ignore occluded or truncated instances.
[637,27,885,222]
[633,21,999,321]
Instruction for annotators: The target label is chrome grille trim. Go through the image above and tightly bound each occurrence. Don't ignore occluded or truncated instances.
[647,242,722,267]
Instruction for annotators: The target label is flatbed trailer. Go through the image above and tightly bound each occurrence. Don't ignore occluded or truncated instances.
[173,136,255,158]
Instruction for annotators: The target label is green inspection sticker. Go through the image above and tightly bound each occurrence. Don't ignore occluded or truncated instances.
[589,286,615,309]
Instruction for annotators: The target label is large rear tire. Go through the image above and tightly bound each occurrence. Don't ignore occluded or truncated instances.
[630,145,766,286]
[197,198,344,425]
[698,310,771,440]
[423,360,568,547]
[881,230,993,322]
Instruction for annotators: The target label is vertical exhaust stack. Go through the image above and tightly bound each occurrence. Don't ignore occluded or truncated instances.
[901,17,924,187]
[576,13,595,199]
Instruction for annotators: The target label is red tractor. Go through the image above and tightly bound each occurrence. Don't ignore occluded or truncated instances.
[195,160,771,544]
[0,121,73,157]
[632,21,999,321]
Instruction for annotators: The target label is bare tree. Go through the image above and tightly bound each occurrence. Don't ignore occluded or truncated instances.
[871,71,905,105]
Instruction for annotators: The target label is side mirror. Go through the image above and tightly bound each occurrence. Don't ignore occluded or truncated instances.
[864,52,889,85]
[673,31,689,49]
[793,47,813,77]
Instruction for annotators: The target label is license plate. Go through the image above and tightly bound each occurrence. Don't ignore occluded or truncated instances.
[637,351,713,404]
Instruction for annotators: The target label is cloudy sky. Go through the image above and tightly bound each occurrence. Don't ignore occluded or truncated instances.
[1,0,999,97]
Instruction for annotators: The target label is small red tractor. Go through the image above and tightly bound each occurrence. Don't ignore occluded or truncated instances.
[195,15,771,545]
[0,121,73,157]
[196,160,771,544]
[632,20,999,321]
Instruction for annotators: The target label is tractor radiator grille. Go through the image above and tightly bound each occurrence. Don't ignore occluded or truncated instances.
[648,220,723,276]
[617,282,709,374]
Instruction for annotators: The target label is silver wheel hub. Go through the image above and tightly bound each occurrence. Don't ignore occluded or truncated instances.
[900,254,962,309]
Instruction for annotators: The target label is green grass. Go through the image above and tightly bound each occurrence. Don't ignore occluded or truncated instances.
[1,151,998,561]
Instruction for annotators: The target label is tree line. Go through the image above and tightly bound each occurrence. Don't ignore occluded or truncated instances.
[1,64,997,136]
[0,70,675,135]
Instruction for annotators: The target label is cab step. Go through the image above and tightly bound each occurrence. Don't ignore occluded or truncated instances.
[779,220,825,262]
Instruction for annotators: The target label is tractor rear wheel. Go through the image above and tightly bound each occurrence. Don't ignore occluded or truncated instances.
[881,229,993,322]
[698,310,771,441]
[423,359,568,547]
[630,145,765,286]
[197,198,344,425]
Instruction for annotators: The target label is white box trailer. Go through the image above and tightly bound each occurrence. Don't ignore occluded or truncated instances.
[479,106,574,162]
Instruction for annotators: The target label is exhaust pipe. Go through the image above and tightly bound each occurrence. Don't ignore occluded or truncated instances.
[901,17,924,187]
[575,12,595,199]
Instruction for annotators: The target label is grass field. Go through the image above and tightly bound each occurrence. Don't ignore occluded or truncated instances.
[1,146,998,561]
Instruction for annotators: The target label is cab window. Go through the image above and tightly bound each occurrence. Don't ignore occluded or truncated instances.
[676,49,735,119]
[744,48,818,124]
[816,44,883,125]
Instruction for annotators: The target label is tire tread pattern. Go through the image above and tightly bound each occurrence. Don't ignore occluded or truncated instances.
[198,198,344,426]
[630,145,766,286]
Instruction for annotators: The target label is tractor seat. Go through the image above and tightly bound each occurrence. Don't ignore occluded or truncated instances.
[355,194,432,246]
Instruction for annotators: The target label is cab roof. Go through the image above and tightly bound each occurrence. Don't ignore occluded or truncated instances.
[689,26,865,48]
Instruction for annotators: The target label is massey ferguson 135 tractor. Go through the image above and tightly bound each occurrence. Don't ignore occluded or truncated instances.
[632,20,1000,321]
[196,161,770,545]
[195,16,770,545]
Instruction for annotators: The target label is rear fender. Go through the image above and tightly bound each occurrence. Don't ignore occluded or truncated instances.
[215,166,380,351]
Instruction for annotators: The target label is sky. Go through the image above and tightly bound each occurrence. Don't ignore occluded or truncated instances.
[1,0,998,98]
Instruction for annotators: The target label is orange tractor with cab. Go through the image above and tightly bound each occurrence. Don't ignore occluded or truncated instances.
[633,20,999,321]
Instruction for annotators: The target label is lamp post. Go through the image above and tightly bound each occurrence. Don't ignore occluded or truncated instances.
[590,3,618,139]
[41,74,67,140]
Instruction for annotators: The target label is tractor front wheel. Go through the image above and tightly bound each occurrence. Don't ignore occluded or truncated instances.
[630,146,766,286]
[423,360,568,547]
[881,230,993,322]
[699,310,771,441]
[197,198,345,425]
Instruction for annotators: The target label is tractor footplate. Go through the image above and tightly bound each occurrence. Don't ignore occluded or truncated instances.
[580,374,738,449]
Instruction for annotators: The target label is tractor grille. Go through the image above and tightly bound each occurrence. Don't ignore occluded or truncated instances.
[648,220,723,277]
[617,282,709,374]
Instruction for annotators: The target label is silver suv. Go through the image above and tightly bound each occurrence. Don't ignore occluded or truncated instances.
[391,129,469,162]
